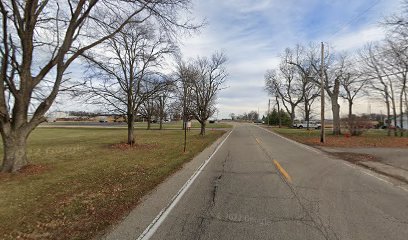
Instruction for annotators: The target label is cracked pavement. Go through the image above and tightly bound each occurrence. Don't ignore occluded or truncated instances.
[111,123,408,240]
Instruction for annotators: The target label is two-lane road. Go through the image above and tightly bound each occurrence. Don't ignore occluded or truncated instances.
[135,124,408,239]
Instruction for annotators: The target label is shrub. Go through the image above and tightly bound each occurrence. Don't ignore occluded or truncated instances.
[342,115,373,136]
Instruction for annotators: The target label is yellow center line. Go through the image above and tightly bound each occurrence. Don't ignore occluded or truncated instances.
[255,137,262,145]
[273,160,293,183]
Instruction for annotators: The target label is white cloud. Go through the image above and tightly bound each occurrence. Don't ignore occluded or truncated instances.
[330,25,386,51]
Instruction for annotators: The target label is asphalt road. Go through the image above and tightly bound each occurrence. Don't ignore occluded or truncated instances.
[124,124,408,240]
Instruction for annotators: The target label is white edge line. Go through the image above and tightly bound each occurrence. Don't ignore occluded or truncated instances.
[254,125,408,193]
[137,129,234,240]
[361,170,391,184]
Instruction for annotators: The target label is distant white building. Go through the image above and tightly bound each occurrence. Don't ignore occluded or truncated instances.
[389,115,408,129]
[46,111,70,122]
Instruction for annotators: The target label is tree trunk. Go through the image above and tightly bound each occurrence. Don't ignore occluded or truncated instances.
[386,94,391,137]
[348,100,353,119]
[305,101,310,130]
[159,117,163,130]
[391,98,398,137]
[348,99,353,135]
[127,114,135,145]
[277,97,281,128]
[400,91,404,137]
[405,90,408,134]
[290,105,296,128]
[1,132,29,173]
[200,121,206,135]
[389,82,398,137]
[147,117,151,130]
[159,97,163,130]
[331,96,341,135]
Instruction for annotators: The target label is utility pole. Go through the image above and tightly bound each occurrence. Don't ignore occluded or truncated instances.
[267,99,271,126]
[320,42,326,143]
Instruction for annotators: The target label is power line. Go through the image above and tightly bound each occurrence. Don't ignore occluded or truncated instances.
[327,0,382,41]
[320,44,408,70]
[351,71,405,82]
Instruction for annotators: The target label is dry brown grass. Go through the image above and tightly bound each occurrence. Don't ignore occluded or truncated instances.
[0,128,225,240]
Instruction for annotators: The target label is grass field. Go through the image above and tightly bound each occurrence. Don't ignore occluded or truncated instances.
[0,128,225,240]
[135,120,232,129]
[270,127,408,148]
[43,120,233,129]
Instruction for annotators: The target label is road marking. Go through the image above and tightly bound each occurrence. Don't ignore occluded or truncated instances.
[137,129,234,240]
[273,160,292,183]
[255,137,262,145]
[362,170,392,184]
[398,185,408,192]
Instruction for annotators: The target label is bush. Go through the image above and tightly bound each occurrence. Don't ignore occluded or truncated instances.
[342,115,372,136]
[265,109,292,127]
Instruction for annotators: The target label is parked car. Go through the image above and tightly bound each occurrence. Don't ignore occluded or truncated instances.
[293,121,321,129]
[99,117,108,123]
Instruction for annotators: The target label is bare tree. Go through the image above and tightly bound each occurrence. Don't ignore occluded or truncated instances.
[191,52,228,135]
[338,54,368,121]
[0,0,198,172]
[380,0,408,135]
[383,39,408,136]
[84,23,175,144]
[174,59,196,131]
[247,111,259,122]
[286,44,320,130]
[305,44,344,135]
[157,93,169,130]
[265,54,304,127]
[140,97,157,130]
[360,43,398,136]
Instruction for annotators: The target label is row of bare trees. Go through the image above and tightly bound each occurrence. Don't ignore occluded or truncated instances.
[173,52,228,135]
[0,0,225,173]
[265,1,408,136]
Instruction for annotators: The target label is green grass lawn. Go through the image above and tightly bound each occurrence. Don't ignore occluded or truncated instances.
[0,128,225,240]
[270,127,408,147]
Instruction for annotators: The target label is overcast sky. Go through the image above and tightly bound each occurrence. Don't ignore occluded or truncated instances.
[178,0,401,119]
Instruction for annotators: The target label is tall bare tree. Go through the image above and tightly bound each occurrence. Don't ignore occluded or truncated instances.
[338,54,368,121]
[174,59,196,131]
[265,54,304,127]
[286,44,320,129]
[306,44,344,135]
[383,39,408,136]
[85,23,175,144]
[379,0,408,135]
[360,43,398,136]
[191,52,228,135]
